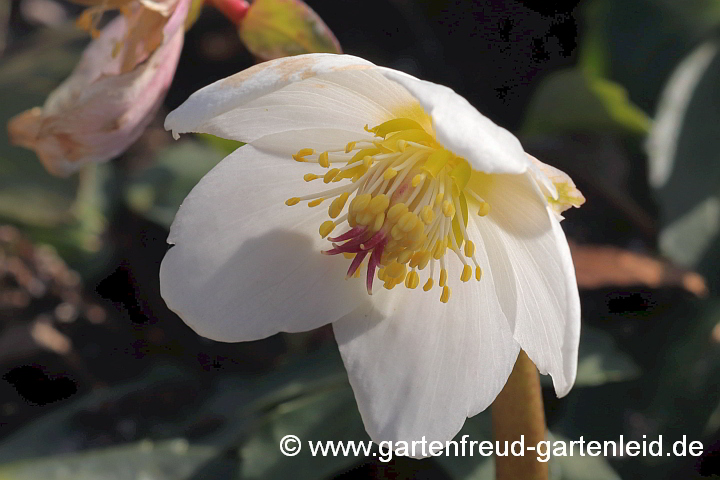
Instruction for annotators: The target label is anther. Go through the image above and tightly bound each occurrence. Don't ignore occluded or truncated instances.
[383,168,398,180]
[423,278,434,291]
[420,205,434,224]
[386,203,408,221]
[368,194,390,214]
[440,285,451,303]
[397,249,413,264]
[442,200,455,217]
[461,265,472,282]
[324,168,340,183]
[293,148,314,162]
[285,197,300,206]
[304,173,319,182]
[475,266,483,281]
[351,193,372,212]
[464,240,475,258]
[371,213,385,232]
[439,268,448,287]
[318,151,330,168]
[405,270,419,289]
[329,192,350,219]
[308,198,324,207]
[477,202,491,216]
[319,221,335,238]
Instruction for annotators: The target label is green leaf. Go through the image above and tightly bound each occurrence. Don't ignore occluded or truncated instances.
[239,0,341,61]
[0,365,190,463]
[574,324,641,387]
[125,139,227,229]
[0,27,84,226]
[540,324,640,388]
[580,0,720,113]
[521,68,650,137]
[647,39,720,287]
[547,434,622,480]
[436,424,622,480]
[239,385,367,480]
[0,439,225,480]
[433,413,494,480]
[198,133,245,156]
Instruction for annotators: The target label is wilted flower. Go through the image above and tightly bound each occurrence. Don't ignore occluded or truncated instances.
[161,54,584,448]
[8,0,190,176]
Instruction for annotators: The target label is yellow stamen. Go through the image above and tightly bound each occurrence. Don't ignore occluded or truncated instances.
[405,270,420,289]
[464,240,475,257]
[319,221,335,238]
[329,192,350,218]
[293,148,314,162]
[461,265,472,282]
[440,285,451,303]
[324,168,340,183]
[420,205,434,225]
[383,168,398,180]
[478,202,491,216]
[286,115,495,303]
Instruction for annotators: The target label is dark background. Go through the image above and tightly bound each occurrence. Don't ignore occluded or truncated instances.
[1,0,719,478]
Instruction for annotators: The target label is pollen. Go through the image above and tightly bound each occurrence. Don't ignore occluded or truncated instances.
[284,116,490,302]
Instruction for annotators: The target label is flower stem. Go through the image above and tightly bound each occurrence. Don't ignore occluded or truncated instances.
[492,350,548,480]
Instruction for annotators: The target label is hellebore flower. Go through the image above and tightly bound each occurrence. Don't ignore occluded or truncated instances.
[8,0,190,177]
[161,54,585,448]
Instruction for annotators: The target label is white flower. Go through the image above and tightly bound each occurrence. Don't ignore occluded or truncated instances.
[161,54,584,451]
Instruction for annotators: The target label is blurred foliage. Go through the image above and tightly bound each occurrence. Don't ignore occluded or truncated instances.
[0,27,111,276]
[521,68,649,136]
[125,140,227,229]
[239,0,341,60]
[646,40,720,290]
[580,0,720,114]
[1,0,720,479]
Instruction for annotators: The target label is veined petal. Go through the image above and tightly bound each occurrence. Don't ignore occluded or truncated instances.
[160,145,367,342]
[528,155,585,220]
[333,273,520,449]
[166,64,433,158]
[8,0,189,176]
[379,68,530,175]
[468,171,580,396]
[165,54,376,139]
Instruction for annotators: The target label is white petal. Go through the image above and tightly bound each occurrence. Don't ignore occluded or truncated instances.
[165,54,376,139]
[198,69,422,154]
[333,275,520,449]
[470,172,580,396]
[160,145,368,342]
[379,68,530,175]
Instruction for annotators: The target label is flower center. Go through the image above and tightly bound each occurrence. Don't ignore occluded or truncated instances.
[285,118,491,303]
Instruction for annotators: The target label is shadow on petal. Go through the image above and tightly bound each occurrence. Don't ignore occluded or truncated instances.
[162,227,370,342]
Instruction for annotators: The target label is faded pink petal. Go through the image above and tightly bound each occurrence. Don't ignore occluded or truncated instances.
[8,0,189,177]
